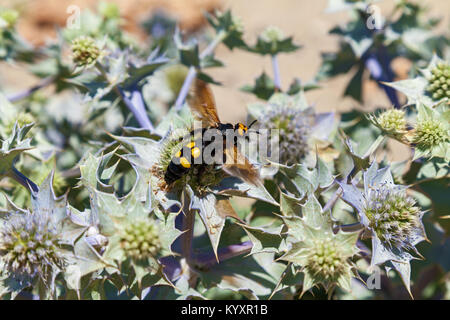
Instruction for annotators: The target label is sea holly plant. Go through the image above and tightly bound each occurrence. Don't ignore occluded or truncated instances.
[368,101,449,161]
[318,0,449,106]
[247,91,338,167]
[385,55,450,106]
[245,25,300,91]
[410,102,449,161]
[338,162,427,296]
[0,2,449,300]
[240,26,320,99]
[63,152,182,299]
[0,173,81,299]
[0,7,34,62]
[110,127,277,263]
[0,122,38,193]
[279,195,360,297]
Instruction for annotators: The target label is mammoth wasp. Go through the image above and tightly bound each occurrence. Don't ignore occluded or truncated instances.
[164,79,260,186]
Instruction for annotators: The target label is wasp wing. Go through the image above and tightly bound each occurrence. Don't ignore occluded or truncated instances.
[187,78,221,127]
[222,146,261,186]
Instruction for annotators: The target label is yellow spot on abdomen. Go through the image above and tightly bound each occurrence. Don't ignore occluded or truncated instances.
[180,157,191,168]
[191,147,201,159]
[187,141,196,148]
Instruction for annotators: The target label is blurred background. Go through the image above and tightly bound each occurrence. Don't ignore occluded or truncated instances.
[0,0,449,158]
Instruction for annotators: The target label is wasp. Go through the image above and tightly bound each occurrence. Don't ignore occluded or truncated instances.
[164,79,260,186]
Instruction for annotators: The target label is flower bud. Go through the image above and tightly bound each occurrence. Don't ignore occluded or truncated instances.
[306,238,347,280]
[364,187,422,249]
[0,213,65,282]
[260,26,285,43]
[259,106,310,165]
[427,62,450,100]
[120,220,161,260]
[376,109,407,134]
[71,36,103,68]
[0,8,19,29]
[413,118,448,149]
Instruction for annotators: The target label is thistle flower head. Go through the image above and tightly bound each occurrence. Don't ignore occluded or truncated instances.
[409,103,449,161]
[259,105,310,165]
[0,8,19,29]
[260,26,285,43]
[413,118,448,149]
[98,2,120,19]
[427,62,450,100]
[215,10,244,33]
[371,109,407,136]
[364,186,422,250]
[71,36,103,68]
[280,195,359,294]
[120,219,161,260]
[0,212,65,283]
[339,163,427,293]
[305,237,349,281]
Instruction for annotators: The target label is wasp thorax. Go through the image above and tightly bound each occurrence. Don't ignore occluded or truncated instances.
[120,220,161,260]
[306,238,347,280]
[364,187,421,249]
[413,118,448,149]
[259,106,310,165]
[427,62,450,100]
[0,213,65,282]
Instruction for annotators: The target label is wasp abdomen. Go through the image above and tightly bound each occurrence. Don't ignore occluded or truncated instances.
[163,123,250,185]
[164,140,202,184]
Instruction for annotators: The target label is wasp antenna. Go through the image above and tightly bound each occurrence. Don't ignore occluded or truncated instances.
[248,119,258,129]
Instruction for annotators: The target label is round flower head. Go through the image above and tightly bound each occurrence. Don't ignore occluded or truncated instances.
[0,8,19,29]
[364,186,422,250]
[280,195,360,295]
[99,2,120,19]
[0,212,65,283]
[306,237,349,281]
[259,105,311,165]
[71,36,103,68]
[260,25,285,43]
[215,10,244,33]
[374,109,407,135]
[413,118,448,149]
[120,219,161,260]
[426,62,450,100]
[338,163,427,294]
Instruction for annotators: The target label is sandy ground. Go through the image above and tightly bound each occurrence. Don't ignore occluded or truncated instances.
[1,0,449,160]
[210,0,449,120]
